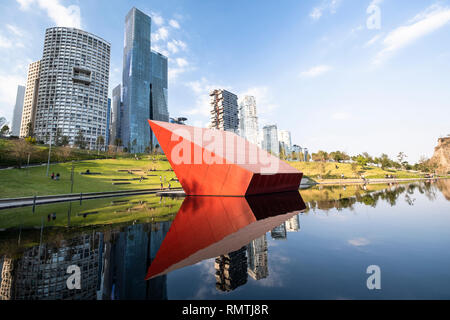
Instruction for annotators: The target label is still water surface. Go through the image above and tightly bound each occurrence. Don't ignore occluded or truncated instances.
[0,180,449,299]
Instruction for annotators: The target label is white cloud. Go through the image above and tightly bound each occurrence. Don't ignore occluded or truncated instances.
[150,12,164,26]
[369,0,383,6]
[168,58,192,81]
[238,86,279,116]
[185,78,232,116]
[299,65,332,78]
[348,237,370,246]
[16,0,81,28]
[16,0,34,10]
[364,34,382,47]
[167,39,187,54]
[310,0,342,20]
[374,4,450,65]
[0,34,13,49]
[176,58,188,68]
[6,24,24,37]
[0,25,26,49]
[0,74,26,121]
[151,27,169,42]
[169,19,180,29]
[151,44,169,57]
[310,7,323,20]
[332,112,351,120]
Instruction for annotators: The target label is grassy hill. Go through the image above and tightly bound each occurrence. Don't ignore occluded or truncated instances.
[288,161,423,180]
[0,156,180,198]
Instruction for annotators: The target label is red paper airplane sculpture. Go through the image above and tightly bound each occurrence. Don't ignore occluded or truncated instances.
[145,192,306,280]
[148,120,303,196]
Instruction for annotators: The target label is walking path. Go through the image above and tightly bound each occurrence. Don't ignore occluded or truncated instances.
[316,177,444,185]
[0,187,183,210]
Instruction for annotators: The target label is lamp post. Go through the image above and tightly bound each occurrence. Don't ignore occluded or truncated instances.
[46,132,52,177]
[46,108,55,177]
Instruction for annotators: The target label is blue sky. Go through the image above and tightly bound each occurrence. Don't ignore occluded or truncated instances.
[0,0,449,162]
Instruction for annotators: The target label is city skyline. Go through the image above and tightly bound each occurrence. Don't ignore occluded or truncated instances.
[0,1,449,161]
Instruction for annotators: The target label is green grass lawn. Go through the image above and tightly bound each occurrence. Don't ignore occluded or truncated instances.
[288,161,423,179]
[0,155,181,198]
[0,193,183,229]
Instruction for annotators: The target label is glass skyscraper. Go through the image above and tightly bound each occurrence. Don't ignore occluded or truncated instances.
[150,51,169,150]
[122,7,152,153]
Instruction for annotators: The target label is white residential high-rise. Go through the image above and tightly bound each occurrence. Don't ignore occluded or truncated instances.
[209,89,239,133]
[262,124,279,156]
[278,129,292,155]
[20,60,41,138]
[238,95,259,145]
[247,235,268,280]
[285,215,300,232]
[33,27,111,148]
[11,85,25,137]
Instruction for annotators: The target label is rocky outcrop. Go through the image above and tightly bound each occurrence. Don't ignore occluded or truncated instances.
[430,137,450,175]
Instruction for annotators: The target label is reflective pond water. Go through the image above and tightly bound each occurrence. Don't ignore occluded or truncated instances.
[0,180,449,299]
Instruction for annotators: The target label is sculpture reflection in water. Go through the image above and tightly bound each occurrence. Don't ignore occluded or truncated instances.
[145,192,306,290]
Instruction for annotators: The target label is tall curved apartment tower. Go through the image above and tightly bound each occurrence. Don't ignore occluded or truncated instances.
[19,60,41,138]
[33,27,110,148]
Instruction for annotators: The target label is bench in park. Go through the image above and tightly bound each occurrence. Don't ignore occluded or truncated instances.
[77,211,98,218]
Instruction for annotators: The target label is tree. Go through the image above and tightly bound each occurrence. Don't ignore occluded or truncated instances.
[24,136,37,144]
[114,137,122,147]
[57,146,72,161]
[26,121,34,137]
[54,128,63,146]
[354,154,369,167]
[279,143,287,160]
[60,136,69,146]
[298,152,304,161]
[351,162,359,177]
[317,150,329,162]
[11,139,34,168]
[361,152,373,163]
[397,152,407,169]
[96,135,105,151]
[0,125,10,137]
[379,153,392,169]
[330,151,349,163]
[74,130,86,149]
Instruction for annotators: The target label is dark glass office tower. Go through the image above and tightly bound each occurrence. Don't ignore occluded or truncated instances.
[150,51,169,150]
[122,7,152,153]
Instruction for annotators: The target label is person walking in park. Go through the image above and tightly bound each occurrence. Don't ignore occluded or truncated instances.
[160,182,163,190]
[51,172,55,180]
[56,173,60,180]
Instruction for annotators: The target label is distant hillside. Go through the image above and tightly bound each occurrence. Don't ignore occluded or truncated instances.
[430,137,450,175]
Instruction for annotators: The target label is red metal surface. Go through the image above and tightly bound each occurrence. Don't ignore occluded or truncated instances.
[148,120,303,196]
[145,192,306,280]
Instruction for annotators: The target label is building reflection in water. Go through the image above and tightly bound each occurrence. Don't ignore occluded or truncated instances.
[247,235,268,280]
[215,246,248,292]
[0,222,171,300]
[0,192,306,299]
